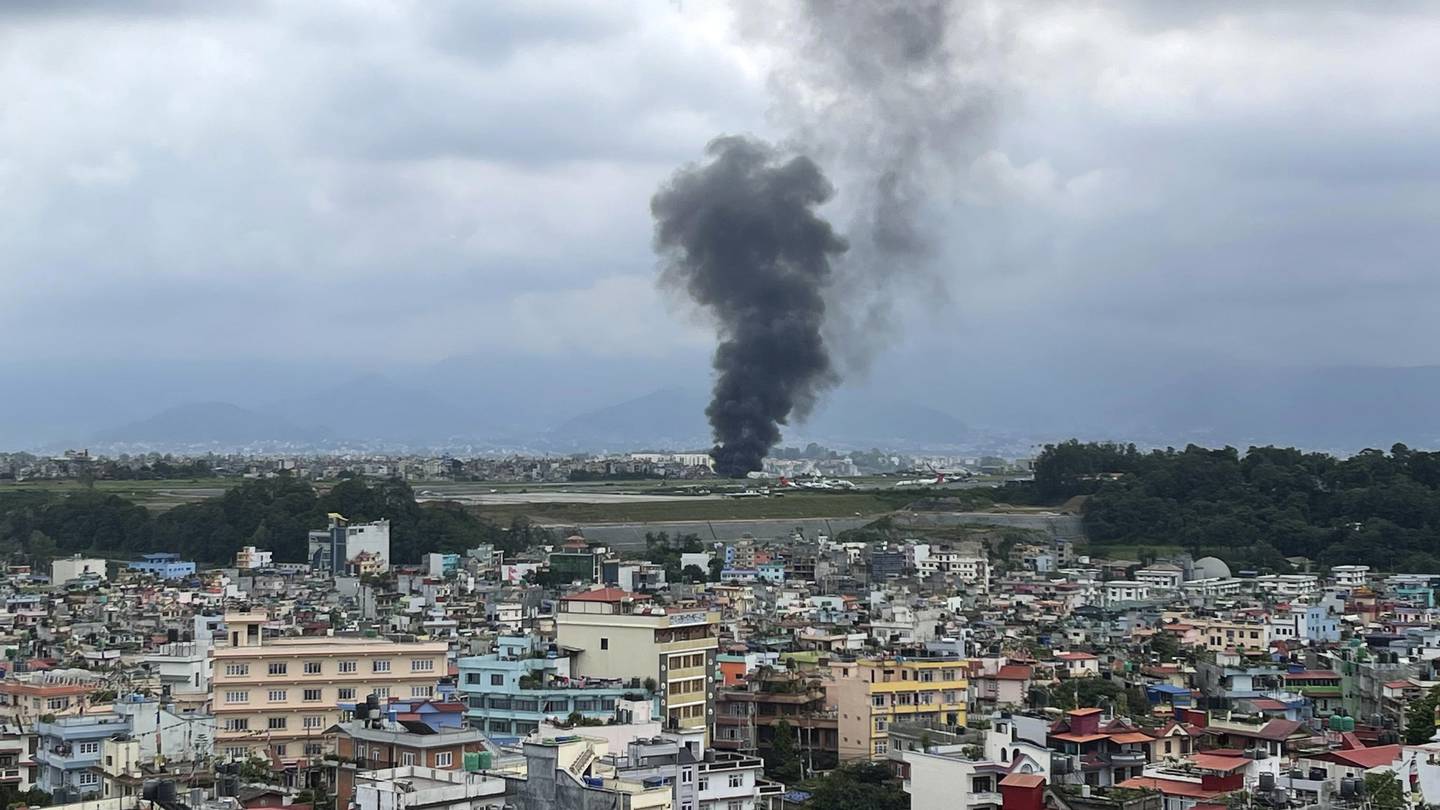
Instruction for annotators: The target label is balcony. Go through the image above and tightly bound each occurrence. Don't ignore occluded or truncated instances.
[1109,752,1147,766]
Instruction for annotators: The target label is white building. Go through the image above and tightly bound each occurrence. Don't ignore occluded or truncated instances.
[1135,565,1184,589]
[354,766,508,810]
[51,555,107,584]
[1330,565,1370,589]
[1254,574,1320,599]
[1102,581,1154,606]
[1182,577,1245,599]
[308,514,391,574]
[234,546,272,570]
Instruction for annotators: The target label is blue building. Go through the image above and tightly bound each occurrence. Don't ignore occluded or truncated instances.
[457,635,654,736]
[127,553,196,579]
[34,714,125,798]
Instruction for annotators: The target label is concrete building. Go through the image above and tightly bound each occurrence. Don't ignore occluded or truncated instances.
[501,737,673,810]
[351,766,509,810]
[126,553,196,580]
[1135,565,1184,590]
[1330,565,1370,589]
[332,718,491,809]
[457,635,645,736]
[234,546,273,570]
[1102,581,1154,606]
[607,734,785,810]
[308,514,391,575]
[833,657,968,762]
[211,612,445,762]
[554,589,719,743]
[51,555,106,584]
[34,698,213,802]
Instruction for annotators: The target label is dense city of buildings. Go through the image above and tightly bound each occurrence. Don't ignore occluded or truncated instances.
[7,494,1440,810]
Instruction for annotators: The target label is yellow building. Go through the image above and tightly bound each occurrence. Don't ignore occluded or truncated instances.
[1192,618,1270,652]
[211,613,447,764]
[833,658,967,762]
[554,589,718,743]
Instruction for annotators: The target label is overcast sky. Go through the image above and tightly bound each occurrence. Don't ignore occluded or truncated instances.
[4,1,1440,443]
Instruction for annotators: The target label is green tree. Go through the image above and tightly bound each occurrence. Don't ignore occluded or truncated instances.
[1364,771,1405,810]
[807,763,908,810]
[764,719,802,783]
[1405,686,1440,744]
[680,564,707,583]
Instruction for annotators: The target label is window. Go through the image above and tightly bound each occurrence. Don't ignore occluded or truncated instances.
[305,743,322,756]
[226,747,249,759]
[682,769,693,784]
[699,777,709,791]
[729,774,744,788]
[225,718,249,731]
[339,660,357,674]
[875,741,888,755]
[268,717,287,730]
[491,674,504,686]
[304,661,323,675]
[373,660,391,673]
[374,687,391,698]
[47,697,69,710]
[872,696,886,707]
[268,690,287,702]
[303,689,322,702]
[338,688,356,701]
[435,751,453,768]
[77,741,99,756]
[412,686,433,698]
[402,752,416,766]
[268,662,288,676]
[225,664,249,676]
[600,637,609,650]
[77,772,100,787]
[411,659,435,672]
[274,745,287,757]
[225,691,249,704]
[304,716,323,729]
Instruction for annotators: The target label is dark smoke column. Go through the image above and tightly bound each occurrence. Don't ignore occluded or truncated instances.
[652,136,847,477]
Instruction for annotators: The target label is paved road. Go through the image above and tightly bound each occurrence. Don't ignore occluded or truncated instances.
[552,511,1084,549]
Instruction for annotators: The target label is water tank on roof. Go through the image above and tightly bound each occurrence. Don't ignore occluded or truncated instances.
[1342,716,1356,732]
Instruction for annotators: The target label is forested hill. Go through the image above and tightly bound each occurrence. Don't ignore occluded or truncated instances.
[0,476,546,565]
[1035,440,1440,572]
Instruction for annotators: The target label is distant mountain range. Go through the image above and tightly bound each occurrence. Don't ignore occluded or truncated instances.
[84,382,976,453]
[17,362,1440,455]
[93,402,331,445]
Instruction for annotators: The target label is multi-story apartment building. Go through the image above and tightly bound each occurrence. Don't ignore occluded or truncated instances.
[34,699,213,802]
[714,669,838,766]
[0,676,98,725]
[832,657,968,762]
[1330,565,1370,589]
[235,545,273,569]
[211,612,446,762]
[554,589,719,743]
[1192,619,1270,652]
[308,514,391,574]
[457,635,644,736]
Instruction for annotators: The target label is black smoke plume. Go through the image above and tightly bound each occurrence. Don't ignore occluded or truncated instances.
[651,136,847,477]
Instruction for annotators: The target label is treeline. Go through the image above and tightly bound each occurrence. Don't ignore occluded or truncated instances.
[1033,440,1440,571]
[0,476,548,566]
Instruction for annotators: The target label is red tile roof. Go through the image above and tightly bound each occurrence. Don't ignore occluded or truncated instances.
[1325,744,1401,770]
[1118,778,1226,799]
[995,665,1033,680]
[1001,774,1047,789]
[562,588,644,602]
